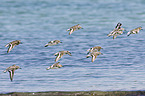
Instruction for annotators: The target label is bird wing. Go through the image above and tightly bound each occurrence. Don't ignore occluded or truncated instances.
[50,41,54,44]
[46,66,51,70]
[134,29,139,34]
[5,43,10,47]
[69,28,74,35]
[113,33,117,39]
[66,28,70,31]
[48,41,53,43]
[86,54,91,58]
[92,54,97,62]
[87,48,91,52]
[45,41,54,47]
[55,53,62,62]
[8,70,14,81]
[54,52,59,56]
[52,62,60,67]
[108,30,116,36]
[127,31,131,36]
[44,44,49,47]
[7,44,15,53]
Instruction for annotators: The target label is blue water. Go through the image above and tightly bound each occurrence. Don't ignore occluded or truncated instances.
[0,0,145,93]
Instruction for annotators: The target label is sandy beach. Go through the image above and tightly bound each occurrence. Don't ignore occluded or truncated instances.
[1,91,145,96]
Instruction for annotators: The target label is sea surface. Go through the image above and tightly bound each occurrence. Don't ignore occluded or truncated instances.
[0,0,145,93]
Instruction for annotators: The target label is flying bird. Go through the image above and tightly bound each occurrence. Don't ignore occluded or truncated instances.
[87,46,103,54]
[112,30,123,39]
[107,23,124,39]
[46,62,62,70]
[54,51,72,62]
[67,24,83,35]
[3,64,21,81]
[5,40,22,53]
[86,52,103,62]
[45,40,62,47]
[127,27,142,36]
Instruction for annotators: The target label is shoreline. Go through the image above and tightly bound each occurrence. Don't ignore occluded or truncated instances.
[1,91,145,96]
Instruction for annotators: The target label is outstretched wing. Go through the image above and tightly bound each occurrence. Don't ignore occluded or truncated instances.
[5,43,10,47]
[86,54,91,58]
[69,29,74,35]
[92,54,97,62]
[52,62,60,67]
[127,31,131,36]
[7,44,15,53]
[44,44,49,47]
[55,53,61,62]
[66,29,70,31]
[8,70,14,81]
[113,34,117,39]
[54,52,59,56]
[45,41,54,47]
[49,41,53,44]
[87,48,91,52]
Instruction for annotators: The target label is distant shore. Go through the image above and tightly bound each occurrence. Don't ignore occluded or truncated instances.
[1,91,145,96]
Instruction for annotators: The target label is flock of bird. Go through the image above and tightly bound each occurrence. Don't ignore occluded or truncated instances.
[3,23,143,81]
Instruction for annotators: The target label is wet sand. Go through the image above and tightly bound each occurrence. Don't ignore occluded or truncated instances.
[0,91,145,96]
